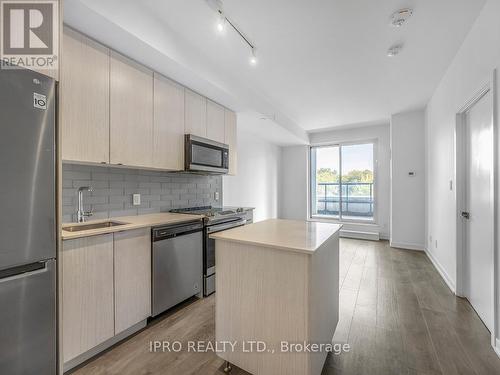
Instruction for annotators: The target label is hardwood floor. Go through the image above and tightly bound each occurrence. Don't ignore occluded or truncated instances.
[325,239,500,375]
[71,239,500,375]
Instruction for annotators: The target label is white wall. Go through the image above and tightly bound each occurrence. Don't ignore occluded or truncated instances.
[279,124,390,239]
[425,0,500,340]
[390,110,426,250]
[223,127,281,222]
[279,146,310,220]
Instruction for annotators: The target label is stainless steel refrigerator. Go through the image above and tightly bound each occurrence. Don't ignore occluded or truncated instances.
[0,68,57,374]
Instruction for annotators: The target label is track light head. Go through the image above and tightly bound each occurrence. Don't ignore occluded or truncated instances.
[249,48,258,66]
[216,11,226,33]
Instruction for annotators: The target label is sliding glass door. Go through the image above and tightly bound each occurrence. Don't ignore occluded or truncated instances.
[310,142,375,222]
[311,145,341,218]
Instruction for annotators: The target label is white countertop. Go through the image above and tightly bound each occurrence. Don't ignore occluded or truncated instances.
[210,219,342,254]
[62,213,203,240]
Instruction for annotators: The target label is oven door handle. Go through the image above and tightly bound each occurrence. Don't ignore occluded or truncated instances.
[207,219,247,234]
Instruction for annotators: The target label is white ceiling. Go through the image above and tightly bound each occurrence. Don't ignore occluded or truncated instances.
[65,0,486,141]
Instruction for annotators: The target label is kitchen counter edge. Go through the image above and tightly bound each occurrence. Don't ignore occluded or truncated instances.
[210,219,342,255]
[61,213,204,240]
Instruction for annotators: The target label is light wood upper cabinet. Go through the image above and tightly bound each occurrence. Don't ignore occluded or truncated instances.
[153,74,185,170]
[110,51,153,167]
[61,29,237,173]
[114,229,151,334]
[62,234,114,362]
[224,109,238,175]
[206,100,226,144]
[61,28,110,164]
[184,89,207,138]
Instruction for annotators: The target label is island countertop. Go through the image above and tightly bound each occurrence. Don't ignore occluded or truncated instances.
[210,218,342,254]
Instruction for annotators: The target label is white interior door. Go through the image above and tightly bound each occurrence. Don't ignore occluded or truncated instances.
[464,89,494,332]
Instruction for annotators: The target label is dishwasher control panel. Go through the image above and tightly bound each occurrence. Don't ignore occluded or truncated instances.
[152,221,203,241]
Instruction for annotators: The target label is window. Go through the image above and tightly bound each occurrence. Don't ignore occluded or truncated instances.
[310,142,375,222]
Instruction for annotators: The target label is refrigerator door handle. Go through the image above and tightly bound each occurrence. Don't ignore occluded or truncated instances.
[0,261,48,283]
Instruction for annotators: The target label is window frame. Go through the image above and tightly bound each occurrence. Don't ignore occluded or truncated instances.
[309,139,378,224]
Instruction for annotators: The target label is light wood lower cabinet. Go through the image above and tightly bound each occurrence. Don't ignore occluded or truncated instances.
[113,229,151,334]
[62,234,114,363]
[62,229,152,364]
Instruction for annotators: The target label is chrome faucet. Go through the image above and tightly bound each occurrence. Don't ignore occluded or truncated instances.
[77,186,94,223]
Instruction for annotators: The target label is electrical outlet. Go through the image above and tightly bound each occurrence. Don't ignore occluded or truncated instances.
[133,194,141,206]
[214,191,219,201]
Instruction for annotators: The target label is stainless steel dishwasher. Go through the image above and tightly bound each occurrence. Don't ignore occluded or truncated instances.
[152,220,203,316]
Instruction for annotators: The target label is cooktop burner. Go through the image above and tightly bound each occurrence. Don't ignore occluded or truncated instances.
[170,206,244,218]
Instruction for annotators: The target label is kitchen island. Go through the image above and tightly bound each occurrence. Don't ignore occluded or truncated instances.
[211,219,341,375]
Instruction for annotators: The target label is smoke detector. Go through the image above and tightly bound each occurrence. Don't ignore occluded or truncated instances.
[387,44,403,57]
[390,8,413,27]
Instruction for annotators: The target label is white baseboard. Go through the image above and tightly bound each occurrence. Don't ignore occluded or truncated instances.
[389,241,425,251]
[340,230,379,241]
[379,233,390,240]
[425,248,456,294]
[495,339,500,359]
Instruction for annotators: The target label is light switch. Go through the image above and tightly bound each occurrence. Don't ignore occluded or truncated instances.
[133,194,141,206]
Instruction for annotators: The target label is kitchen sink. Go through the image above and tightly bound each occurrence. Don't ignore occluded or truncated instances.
[63,221,128,232]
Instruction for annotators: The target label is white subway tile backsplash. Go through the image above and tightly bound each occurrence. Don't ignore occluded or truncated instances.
[138,207,158,215]
[62,163,222,223]
[64,171,91,180]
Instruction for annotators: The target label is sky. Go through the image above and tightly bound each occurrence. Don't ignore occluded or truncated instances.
[315,144,373,173]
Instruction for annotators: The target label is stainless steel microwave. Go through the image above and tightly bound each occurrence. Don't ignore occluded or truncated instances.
[185,135,229,174]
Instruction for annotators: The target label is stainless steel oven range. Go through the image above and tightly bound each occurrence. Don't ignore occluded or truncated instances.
[170,206,247,296]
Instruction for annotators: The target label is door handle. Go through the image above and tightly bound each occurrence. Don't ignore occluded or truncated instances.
[207,220,246,233]
[461,211,470,219]
[0,261,47,282]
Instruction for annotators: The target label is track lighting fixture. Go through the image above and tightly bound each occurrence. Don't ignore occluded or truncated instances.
[207,0,258,66]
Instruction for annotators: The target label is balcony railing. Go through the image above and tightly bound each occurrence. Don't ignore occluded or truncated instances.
[315,182,374,219]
